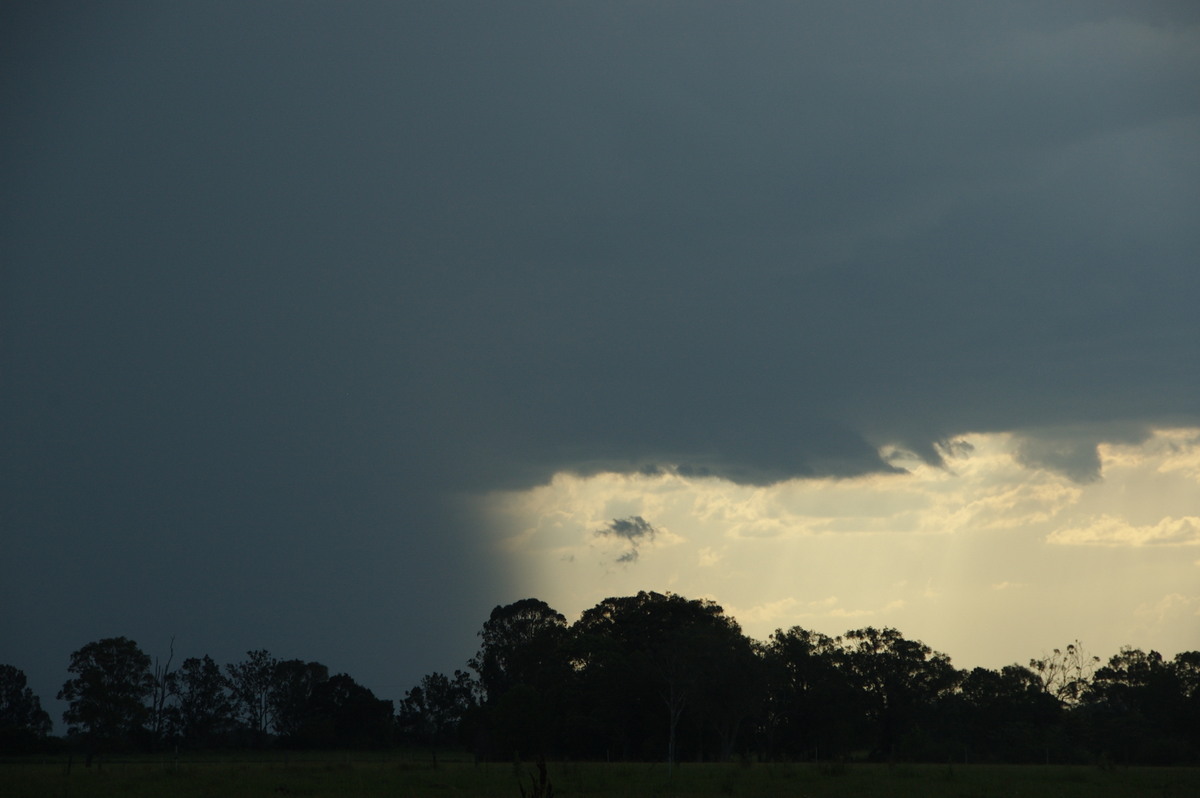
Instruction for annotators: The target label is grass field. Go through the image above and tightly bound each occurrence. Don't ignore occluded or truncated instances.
[3,754,1199,797]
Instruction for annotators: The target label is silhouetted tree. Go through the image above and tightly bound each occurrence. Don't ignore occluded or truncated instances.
[148,637,175,746]
[946,665,1062,762]
[471,598,568,701]
[57,637,154,762]
[0,664,53,752]
[763,627,857,760]
[271,659,329,744]
[399,670,477,766]
[1077,647,1196,763]
[46,595,1188,763]
[685,616,763,762]
[225,650,277,743]
[165,655,235,748]
[1173,651,1200,758]
[839,627,958,760]
[305,673,392,748]
[1030,640,1098,706]
[470,598,570,759]
[571,591,752,768]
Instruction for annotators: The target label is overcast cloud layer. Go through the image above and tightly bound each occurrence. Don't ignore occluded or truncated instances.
[3,2,1198,716]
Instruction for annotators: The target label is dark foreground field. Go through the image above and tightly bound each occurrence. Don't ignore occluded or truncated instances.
[4,754,1199,798]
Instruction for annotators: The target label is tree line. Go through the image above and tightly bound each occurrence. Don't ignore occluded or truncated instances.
[3,591,1198,765]
[2,639,394,762]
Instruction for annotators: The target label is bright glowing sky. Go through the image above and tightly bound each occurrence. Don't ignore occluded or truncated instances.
[483,428,1200,667]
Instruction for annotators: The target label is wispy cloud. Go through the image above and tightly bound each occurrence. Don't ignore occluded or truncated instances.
[829,607,875,619]
[731,597,801,627]
[798,597,875,620]
[1047,515,1200,547]
[1135,593,1200,628]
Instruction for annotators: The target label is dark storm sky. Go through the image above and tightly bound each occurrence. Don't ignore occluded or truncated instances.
[2,2,1198,716]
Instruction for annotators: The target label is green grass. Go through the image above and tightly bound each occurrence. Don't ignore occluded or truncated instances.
[3,755,1199,798]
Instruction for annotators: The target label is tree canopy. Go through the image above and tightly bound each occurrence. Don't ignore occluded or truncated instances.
[10,593,1200,765]
[57,637,155,758]
[0,664,52,751]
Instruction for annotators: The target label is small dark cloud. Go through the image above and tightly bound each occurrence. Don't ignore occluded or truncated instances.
[598,516,657,543]
[596,516,657,565]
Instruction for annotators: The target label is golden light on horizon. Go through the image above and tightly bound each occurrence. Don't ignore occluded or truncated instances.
[484,428,1200,669]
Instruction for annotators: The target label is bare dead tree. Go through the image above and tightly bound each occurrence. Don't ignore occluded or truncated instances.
[1030,640,1099,705]
[150,636,176,745]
